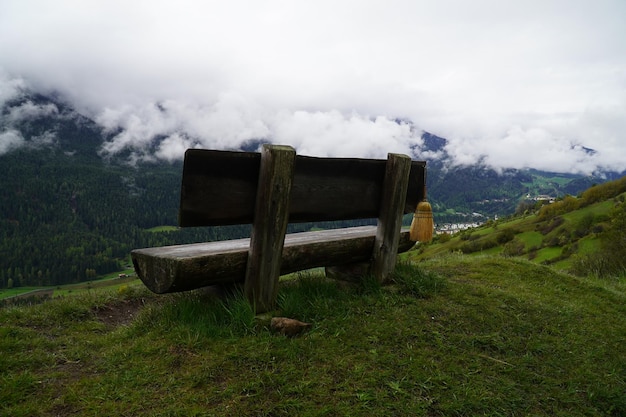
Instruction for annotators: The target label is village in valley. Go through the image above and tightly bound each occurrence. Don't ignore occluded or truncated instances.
[435,221,483,235]
[434,193,557,235]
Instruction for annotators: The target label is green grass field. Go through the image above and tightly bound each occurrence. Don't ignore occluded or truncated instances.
[532,246,563,264]
[516,230,543,250]
[2,256,625,416]
[577,236,602,255]
[0,287,43,299]
[0,268,137,301]
[562,200,613,224]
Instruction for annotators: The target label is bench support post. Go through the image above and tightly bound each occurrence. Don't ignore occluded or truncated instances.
[245,145,296,313]
[371,153,412,283]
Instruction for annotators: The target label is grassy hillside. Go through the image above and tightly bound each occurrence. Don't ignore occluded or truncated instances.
[0,268,137,304]
[413,187,625,275]
[2,257,625,416]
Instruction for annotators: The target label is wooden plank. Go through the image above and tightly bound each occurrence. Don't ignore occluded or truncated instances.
[406,161,427,214]
[131,238,250,293]
[371,153,412,283]
[179,149,261,226]
[244,145,296,313]
[179,149,426,227]
[131,226,416,294]
[288,155,385,222]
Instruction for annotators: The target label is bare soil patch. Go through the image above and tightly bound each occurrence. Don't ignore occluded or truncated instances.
[93,297,148,328]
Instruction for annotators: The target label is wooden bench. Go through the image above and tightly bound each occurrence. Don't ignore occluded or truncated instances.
[131,144,428,312]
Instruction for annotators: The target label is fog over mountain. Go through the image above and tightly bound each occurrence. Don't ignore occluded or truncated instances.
[1,1,625,174]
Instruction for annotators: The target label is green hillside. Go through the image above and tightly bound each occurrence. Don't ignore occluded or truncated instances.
[2,257,625,416]
[412,175,626,278]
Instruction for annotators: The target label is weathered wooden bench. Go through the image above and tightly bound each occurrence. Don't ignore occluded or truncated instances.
[132,144,428,312]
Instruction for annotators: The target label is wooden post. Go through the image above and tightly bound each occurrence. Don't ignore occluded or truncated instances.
[371,153,412,283]
[244,144,296,313]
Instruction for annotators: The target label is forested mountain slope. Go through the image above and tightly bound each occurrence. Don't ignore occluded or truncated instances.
[0,93,250,287]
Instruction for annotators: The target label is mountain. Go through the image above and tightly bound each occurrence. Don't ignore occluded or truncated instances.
[0,92,250,288]
[0,90,617,287]
[1,91,102,159]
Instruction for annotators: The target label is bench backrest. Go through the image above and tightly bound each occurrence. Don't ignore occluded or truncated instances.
[179,148,426,227]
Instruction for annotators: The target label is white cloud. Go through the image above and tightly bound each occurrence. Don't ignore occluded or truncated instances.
[0,70,24,106]
[97,97,421,162]
[155,133,195,163]
[7,101,58,123]
[97,95,273,162]
[0,0,624,173]
[446,126,600,174]
[0,129,25,155]
[270,111,420,158]
[0,70,60,153]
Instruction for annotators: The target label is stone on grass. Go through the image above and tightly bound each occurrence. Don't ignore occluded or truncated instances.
[270,317,312,337]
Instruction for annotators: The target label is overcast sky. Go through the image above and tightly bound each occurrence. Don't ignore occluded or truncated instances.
[1,0,625,173]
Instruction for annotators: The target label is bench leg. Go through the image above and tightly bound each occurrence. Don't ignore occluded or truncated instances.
[245,145,296,313]
[371,153,412,283]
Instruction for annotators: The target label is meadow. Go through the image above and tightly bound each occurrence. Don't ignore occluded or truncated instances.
[2,256,625,416]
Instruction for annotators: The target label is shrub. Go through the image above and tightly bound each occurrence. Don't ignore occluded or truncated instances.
[496,228,517,244]
[537,216,564,235]
[437,232,452,243]
[571,254,612,277]
[515,200,537,216]
[460,238,498,254]
[538,195,580,218]
[592,224,605,234]
[117,284,134,297]
[575,212,595,237]
[580,176,626,206]
[502,239,525,257]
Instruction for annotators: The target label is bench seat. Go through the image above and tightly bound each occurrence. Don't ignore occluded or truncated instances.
[132,225,415,294]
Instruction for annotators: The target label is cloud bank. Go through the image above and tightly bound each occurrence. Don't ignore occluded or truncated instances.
[1,0,625,174]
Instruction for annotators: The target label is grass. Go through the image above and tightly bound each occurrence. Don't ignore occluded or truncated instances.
[146,225,179,232]
[516,230,543,250]
[51,275,139,297]
[562,200,613,224]
[577,236,602,255]
[0,287,43,299]
[521,172,574,194]
[1,269,138,301]
[2,257,626,416]
[532,246,563,264]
